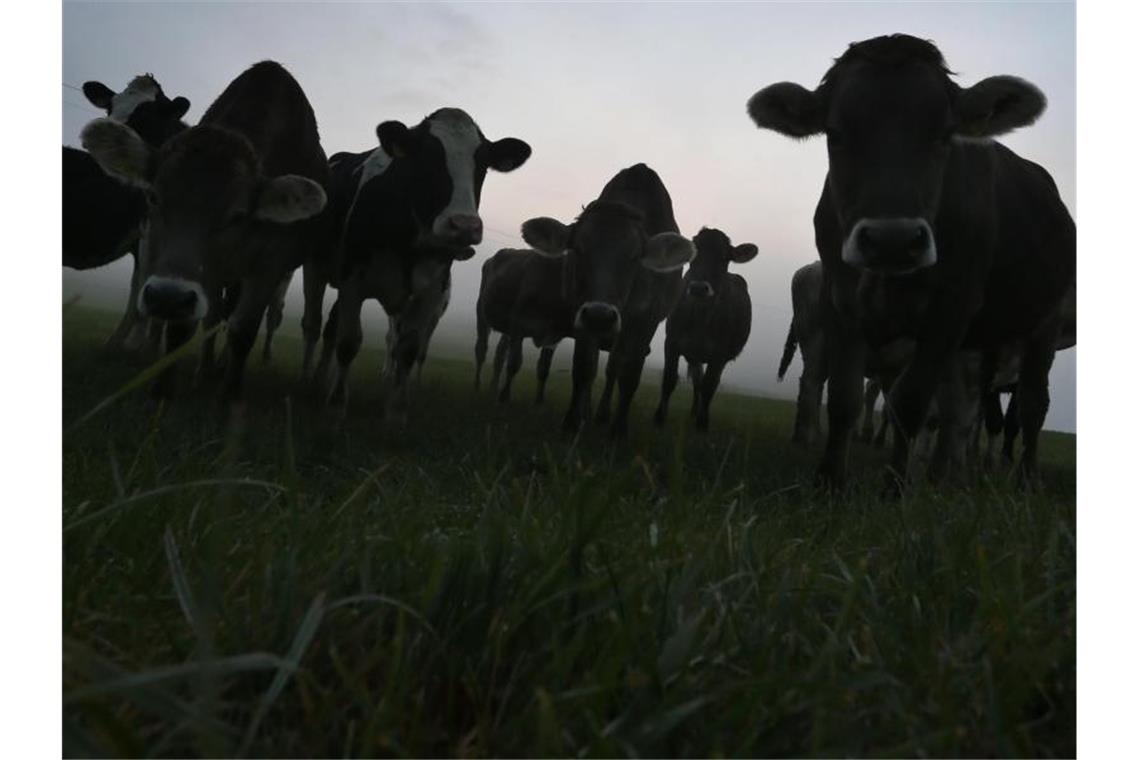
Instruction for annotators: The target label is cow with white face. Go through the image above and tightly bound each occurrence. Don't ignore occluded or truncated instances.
[305,108,531,421]
[64,74,191,351]
[521,163,695,436]
[82,61,328,399]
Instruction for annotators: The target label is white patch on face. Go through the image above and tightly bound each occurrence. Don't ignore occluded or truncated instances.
[109,77,160,122]
[427,110,483,237]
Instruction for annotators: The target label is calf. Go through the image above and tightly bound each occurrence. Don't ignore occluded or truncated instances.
[306,108,531,421]
[654,227,758,431]
[474,248,569,403]
[82,61,329,399]
[748,34,1074,487]
[521,163,695,436]
[64,74,190,349]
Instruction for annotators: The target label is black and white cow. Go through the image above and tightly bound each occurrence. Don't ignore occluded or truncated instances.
[521,164,695,436]
[64,75,190,350]
[304,108,531,421]
[654,228,758,432]
[82,61,329,399]
[474,247,568,404]
[748,34,1075,487]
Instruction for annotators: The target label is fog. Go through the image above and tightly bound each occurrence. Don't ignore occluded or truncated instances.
[62,1,1075,432]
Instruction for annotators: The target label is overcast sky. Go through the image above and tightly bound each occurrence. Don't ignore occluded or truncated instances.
[62,0,1076,432]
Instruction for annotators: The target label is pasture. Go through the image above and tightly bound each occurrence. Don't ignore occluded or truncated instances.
[62,304,1075,757]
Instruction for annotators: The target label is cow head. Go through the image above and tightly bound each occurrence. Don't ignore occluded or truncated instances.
[83,74,190,147]
[747,34,1045,275]
[375,108,530,248]
[522,201,695,343]
[81,120,326,322]
[683,227,758,302]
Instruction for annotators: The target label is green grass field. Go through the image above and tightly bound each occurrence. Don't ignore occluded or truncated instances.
[62,304,1075,758]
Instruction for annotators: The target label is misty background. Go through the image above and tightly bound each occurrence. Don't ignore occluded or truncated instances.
[61,1,1076,432]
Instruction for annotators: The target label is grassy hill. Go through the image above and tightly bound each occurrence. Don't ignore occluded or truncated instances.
[62,305,1075,757]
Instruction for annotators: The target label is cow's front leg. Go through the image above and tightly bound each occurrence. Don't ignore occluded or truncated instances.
[929,351,982,483]
[653,338,681,427]
[695,359,726,433]
[300,261,326,383]
[498,335,524,403]
[611,335,651,439]
[221,277,275,402]
[328,281,364,409]
[595,349,620,424]
[1017,333,1059,484]
[104,251,143,353]
[818,303,866,489]
[563,338,598,433]
[535,346,555,404]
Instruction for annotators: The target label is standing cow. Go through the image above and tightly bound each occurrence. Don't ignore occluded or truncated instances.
[474,248,567,404]
[81,61,329,400]
[305,108,531,421]
[654,227,757,431]
[64,75,190,351]
[521,164,695,436]
[748,34,1074,487]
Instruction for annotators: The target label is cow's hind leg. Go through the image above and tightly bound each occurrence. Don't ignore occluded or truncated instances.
[688,361,704,421]
[474,308,490,390]
[104,252,143,353]
[262,272,291,364]
[328,284,364,409]
[859,379,880,442]
[489,333,509,396]
[1002,390,1021,464]
[498,335,524,403]
[300,262,325,383]
[1016,341,1057,484]
[535,345,555,404]
[654,338,681,427]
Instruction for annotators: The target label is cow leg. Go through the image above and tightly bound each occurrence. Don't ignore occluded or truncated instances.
[151,319,198,399]
[328,283,364,408]
[104,252,143,353]
[300,261,326,383]
[654,338,681,427]
[818,304,867,489]
[262,273,291,365]
[474,310,490,390]
[563,338,599,433]
[313,298,339,392]
[930,352,982,483]
[595,350,619,424]
[220,277,277,403]
[1002,390,1021,464]
[982,389,1004,469]
[535,346,555,405]
[794,331,826,445]
[498,335,524,403]
[489,333,509,395]
[695,359,726,433]
[197,296,226,386]
[859,379,880,442]
[610,344,648,439]
[688,362,704,421]
[1016,340,1057,482]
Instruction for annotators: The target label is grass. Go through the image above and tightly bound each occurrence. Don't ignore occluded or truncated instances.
[62,305,1075,758]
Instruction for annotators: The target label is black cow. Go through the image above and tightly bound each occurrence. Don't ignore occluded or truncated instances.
[654,227,757,431]
[81,61,329,399]
[748,34,1075,487]
[521,164,695,436]
[474,247,568,403]
[305,108,531,421]
[64,75,190,350]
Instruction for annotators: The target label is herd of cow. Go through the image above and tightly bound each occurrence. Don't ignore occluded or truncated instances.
[63,34,1075,490]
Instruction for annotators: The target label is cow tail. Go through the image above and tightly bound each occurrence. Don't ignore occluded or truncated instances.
[777,320,797,381]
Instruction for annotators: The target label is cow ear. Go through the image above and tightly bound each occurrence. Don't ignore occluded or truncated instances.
[82,81,115,111]
[521,217,571,257]
[376,121,412,157]
[956,76,1046,138]
[487,137,531,172]
[747,82,824,138]
[80,118,153,188]
[168,96,191,120]
[253,175,327,224]
[729,243,759,264]
[642,232,696,273]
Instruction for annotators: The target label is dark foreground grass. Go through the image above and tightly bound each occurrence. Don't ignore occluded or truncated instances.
[62,306,1075,758]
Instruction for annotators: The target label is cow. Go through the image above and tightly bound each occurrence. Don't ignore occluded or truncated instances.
[64,75,191,350]
[520,163,695,436]
[304,108,531,422]
[383,268,450,383]
[81,60,329,400]
[748,34,1075,488]
[474,248,568,404]
[653,227,757,431]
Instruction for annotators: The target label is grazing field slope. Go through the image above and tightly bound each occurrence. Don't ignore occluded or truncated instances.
[62,305,1075,757]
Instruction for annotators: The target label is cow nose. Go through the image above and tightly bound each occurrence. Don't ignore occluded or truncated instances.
[844,218,937,273]
[575,301,621,336]
[446,214,483,245]
[139,277,207,321]
[687,281,714,299]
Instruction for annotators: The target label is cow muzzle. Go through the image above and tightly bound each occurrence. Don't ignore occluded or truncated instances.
[842,218,936,275]
[686,281,714,300]
[441,214,483,246]
[138,276,208,322]
[574,301,621,340]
